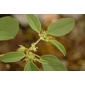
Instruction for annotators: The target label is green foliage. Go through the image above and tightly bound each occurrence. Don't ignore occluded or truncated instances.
[47,18,75,36]
[0,16,19,40]
[24,61,39,71]
[27,14,41,33]
[1,52,25,63]
[0,14,75,71]
[50,40,66,56]
[41,55,67,71]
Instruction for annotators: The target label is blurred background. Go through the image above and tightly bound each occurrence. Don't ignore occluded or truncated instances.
[0,14,85,71]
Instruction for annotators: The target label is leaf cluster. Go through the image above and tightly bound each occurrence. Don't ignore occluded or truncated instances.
[0,15,75,71]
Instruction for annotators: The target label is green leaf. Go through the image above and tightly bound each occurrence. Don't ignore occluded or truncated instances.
[47,18,75,36]
[50,40,66,56]
[0,16,19,40]
[41,55,67,71]
[1,52,25,63]
[27,14,41,33]
[24,61,39,71]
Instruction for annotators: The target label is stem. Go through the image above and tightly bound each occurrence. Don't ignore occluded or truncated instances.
[28,38,41,52]
[34,38,41,46]
[35,54,40,58]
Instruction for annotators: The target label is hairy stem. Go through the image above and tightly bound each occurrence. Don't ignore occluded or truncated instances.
[34,38,41,46]
[27,38,41,52]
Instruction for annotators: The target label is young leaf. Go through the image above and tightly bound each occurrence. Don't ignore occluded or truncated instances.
[27,14,41,33]
[41,55,67,71]
[50,40,66,56]
[1,52,25,63]
[47,18,75,36]
[0,16,19,40]
[24,61,39,71]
